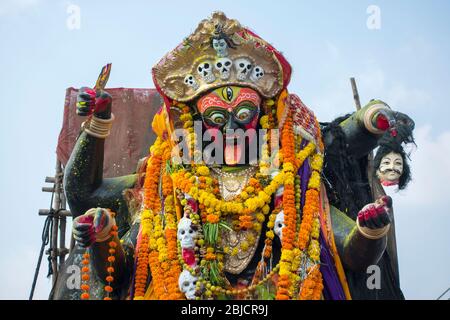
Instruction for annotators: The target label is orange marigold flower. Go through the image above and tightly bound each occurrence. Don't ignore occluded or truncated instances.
[206,214,219,224]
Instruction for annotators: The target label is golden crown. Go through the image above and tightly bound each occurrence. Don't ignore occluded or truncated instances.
[152,12,285,102]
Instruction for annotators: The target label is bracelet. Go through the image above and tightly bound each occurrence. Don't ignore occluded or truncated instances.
[356,218,390,240]
[83,113,115,139]
[363,104,389,135]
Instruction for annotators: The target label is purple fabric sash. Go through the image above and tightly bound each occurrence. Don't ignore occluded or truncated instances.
[298,152,346,300]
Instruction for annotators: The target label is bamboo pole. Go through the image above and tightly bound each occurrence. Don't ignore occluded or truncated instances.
[58,164,67,267]
[350,77,361,110]
[50,160,61,286]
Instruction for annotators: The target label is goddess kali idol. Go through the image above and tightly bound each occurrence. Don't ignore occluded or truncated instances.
[53,12,415,300]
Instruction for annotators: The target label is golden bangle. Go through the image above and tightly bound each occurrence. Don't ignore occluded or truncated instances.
[356,218,390,240]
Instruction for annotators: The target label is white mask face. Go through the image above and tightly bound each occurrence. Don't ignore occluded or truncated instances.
[377,151,404,185]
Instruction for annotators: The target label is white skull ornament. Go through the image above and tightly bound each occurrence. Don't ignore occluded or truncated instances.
[178,270,198,300]
[212,38,229,57]
[184,74,199,90]
[177,217,197,249]
[274,210,285,240]
[197,61,215,83]
[250,66,265,82]
[215,58,232,80]
[234,58,252,81]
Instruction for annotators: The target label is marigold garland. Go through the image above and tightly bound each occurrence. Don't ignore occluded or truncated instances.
[132,94,326,300]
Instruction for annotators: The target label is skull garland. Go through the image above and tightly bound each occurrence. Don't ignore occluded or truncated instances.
[197,61,215,83]
[184,74,199,90]
[215,58,232,80]
[274,210,285,240]
[250,65,264,82]
[178,270,198,300]
[234,58,253,81]
[212,38,229,58]
[177,217,198,249]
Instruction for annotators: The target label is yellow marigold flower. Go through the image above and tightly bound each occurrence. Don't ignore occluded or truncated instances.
[253,222,262,232]
[196,166,210,176]
[256,213,265,223]
[231,247,239,256]
[311,154,324,171]
[281,249,294,262]
[308,171,321,190]
[240,191,249,200]
[266,230,275,239]
[279,262,292,276]
[245,186,255,194]
[262,205,270,215]
[260,115,270,129]
[283,163,294,173]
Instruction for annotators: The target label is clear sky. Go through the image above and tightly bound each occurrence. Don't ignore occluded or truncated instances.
[0,0,449,300]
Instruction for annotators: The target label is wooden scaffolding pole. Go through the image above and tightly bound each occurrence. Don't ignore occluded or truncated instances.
[38,159,71,286]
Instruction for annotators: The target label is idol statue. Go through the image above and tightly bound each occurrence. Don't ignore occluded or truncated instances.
[52,12,415,300]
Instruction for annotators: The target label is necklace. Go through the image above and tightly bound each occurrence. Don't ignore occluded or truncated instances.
[211,166,257,201]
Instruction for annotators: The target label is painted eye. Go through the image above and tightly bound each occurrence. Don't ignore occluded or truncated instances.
[236,107,252,121]
[210,112,226,125]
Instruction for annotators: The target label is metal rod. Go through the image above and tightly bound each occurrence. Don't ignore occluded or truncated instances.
[437,287,450,300]
[350,77,361,110]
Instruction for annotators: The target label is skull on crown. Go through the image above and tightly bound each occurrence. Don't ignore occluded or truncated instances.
[234,58,252,81]
[197,61,215,83]
[215,58,232,80]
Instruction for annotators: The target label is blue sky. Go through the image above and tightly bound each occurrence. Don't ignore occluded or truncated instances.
[0,0,449,299]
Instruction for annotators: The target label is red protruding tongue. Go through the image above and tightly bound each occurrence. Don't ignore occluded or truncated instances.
[225,144,242,165]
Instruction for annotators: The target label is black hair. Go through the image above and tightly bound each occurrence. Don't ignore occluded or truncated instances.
[321,115,372,219]
[210,24,237,50]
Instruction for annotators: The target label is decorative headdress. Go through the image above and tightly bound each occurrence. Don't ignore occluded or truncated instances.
[152,12,292,102]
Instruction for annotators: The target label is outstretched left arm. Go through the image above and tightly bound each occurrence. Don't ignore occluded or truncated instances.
[330,196,393,272]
